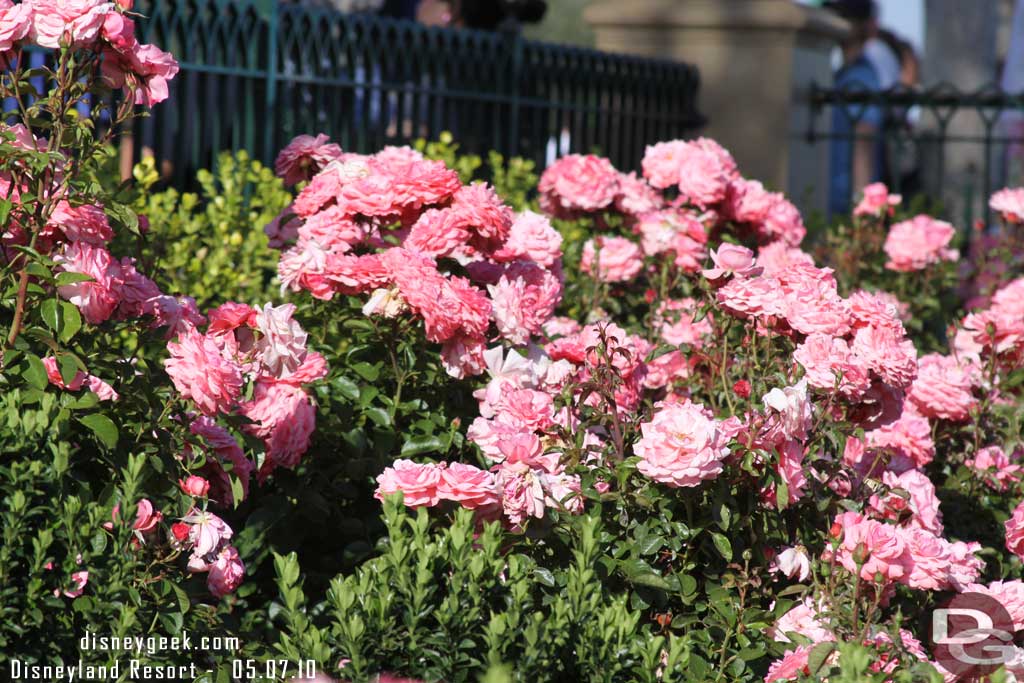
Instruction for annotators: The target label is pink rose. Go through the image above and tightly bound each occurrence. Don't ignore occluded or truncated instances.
[274,134,343,186]
[854,182,901,217]
[634,400,731,488]
[54,241,123,324]
[990,187,1024,224]
[164,328,244,416]
[489,262,561,346]
[28,0,114,48]
[438,462,499,509]
[538,154,620,216]
[179,475,211,498]
[883,215,958,272]
[0,1,32,53]
[702,243,762,281]
[1007,500,1024,560]
[206,545,245,598]
[492,210,563,268]
[182,508,233,559]
[374,459,443,508]
[580,236,643,283]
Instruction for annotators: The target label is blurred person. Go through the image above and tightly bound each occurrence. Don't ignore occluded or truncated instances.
[824,0,886,217]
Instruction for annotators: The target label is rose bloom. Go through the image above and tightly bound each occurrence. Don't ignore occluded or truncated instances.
[641,140,688,189]
[854,182,901,217]
[965,445,1022,491]
[869,469,943,535]
[769,597,832,643]
[538,154,620,215]
[773,546,812,582]
[702,243,762,281]
[179,475,210,498]
[614,171,662,216]
[883,214,958,272]
[493,210,563,268]
[274,134,343,186]
[792,333,870,399]
[724,178,776,224]
[764,646,813,683]
[633,400,731,488]
[831,511,911,583]
[253,302,310,378]
[675,138,738,208]
[496,461,547,527]
[374,459,443,508]
[580,236,643,283]
[906,352,976,421]
[716,274,787,320]
[865,407,935,469]
[182,508,233,559]
[1007,499,1024,560]
[850,323,918,389]
[760,197,807,246]
[28,0,114,48]
[990,187,1024,223]
[757,241,815,276]
[761,381,812,444]
[206,545,245,598]
[961,580,1024,630]
[54,242,123,324]
[0,1,32,53]
[489,262,562,346]
[164,329,244,415]
[437,462,499,510]
[657,298,713,348]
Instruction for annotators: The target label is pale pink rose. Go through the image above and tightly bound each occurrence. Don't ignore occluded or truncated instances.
[793,333,870,399]
[724,178,776,224]
[614,171,662,216]
[126,43,179,105]
[403,207,471,258]
[865,408,935,469]
[851,323,918,389]
[179,475,210,498]
[832,511,911,583]
[28,0,114,48]
[676,138,738,208]
[240,381,317,479]
[489,262,561,345]
[165,329,244,415]
[580,236,643,283]
[946,541,986,591]
[274,134,343,186]
[206,545,245,598]
[542,316,581,338]
[642,349,690,389]
[775,264,851,337]
[492,387,553,431]
[773,546,811,582]
[467,418,535,464]
[854,182,901,217]
[907,353,976,421]
[492,210,563,267]
[538,154,620,216]
[848,289,909,331]
[144,295,205,338]
[438,462,499,509]
[883,215,958,272]
[641,140,688,189]
[760,197,806,246]
[540,471,583,515]
[764,646,813,683]
[870,469,943,535]
[0,1,32,53]
[182,508,233,558]
[761,381,812,444]
[253,302,309,378]
[961,580,1024,630]
[54,241,123,324]
[702,243,762,281]
[965,445,1022,491]
[770,597,832,643]
[757,241,815,276]
[1007,500,1024,560]
[496,462,546,527]
[656,298,712,348]
[990,187,1024,224]
[634,400,731,488]
[961,308,1024,356]
[716,275,787,320]
[901,527,956,590]
[374,459,443,508]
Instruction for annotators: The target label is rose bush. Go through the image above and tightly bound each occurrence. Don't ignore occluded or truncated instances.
[4,7,1024,680]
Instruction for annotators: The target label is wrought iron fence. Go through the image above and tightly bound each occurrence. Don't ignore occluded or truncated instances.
[130,0,704,187]
[807,83,1024,228]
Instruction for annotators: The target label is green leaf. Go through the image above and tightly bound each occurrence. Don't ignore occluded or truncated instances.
[710,532,733,561]
[58,354,79,387]
[533,568,556,588]
[59,302,81,343]
[22,353,48,390]
[806,641,836,675]
[400,435,444,457]
[40,299,59,330]
[54,271,94,286]
[77,414,118,449]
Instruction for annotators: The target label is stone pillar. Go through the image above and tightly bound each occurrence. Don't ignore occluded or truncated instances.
[584,0,847,213]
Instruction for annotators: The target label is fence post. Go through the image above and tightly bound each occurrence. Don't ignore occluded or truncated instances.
[263,4,279,165]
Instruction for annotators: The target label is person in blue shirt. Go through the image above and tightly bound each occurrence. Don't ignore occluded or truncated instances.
[825,0,885,217]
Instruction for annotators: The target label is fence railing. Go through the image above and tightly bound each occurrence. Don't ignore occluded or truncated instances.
[131,0,705,187]
[807,83,1024,228]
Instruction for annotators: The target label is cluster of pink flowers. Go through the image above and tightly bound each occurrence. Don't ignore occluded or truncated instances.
[853,182,901,218]
[0,1,178,106]
[826,510,983,591]
[958,276,1024,368]
[990,187,1024,224]
[883,215,959,272]
[164,302,327,483]
[267,139,564,379]
[174,506,245,599]
[965,445,1022,491]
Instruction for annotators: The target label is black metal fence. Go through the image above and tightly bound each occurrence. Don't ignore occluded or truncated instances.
[131,0,704,187]
[807,83,1024,227]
